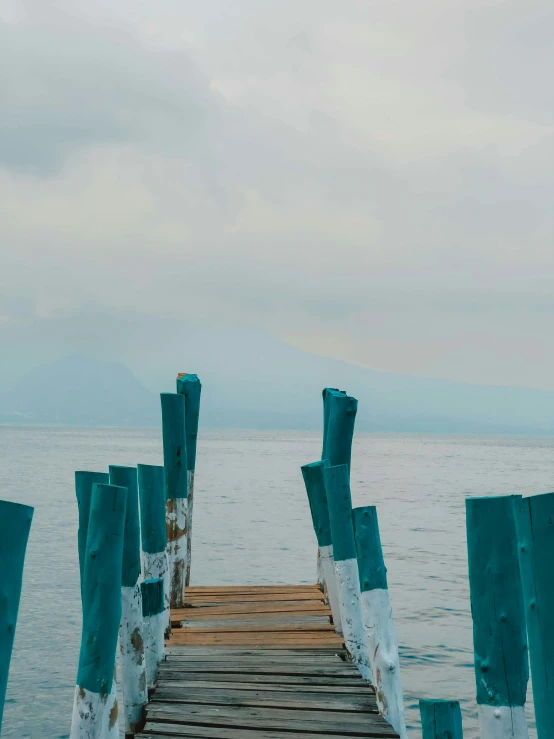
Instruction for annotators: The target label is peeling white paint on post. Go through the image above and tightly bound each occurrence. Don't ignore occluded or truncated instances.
[176,373,202,588]
[70,483,126,739]
[141,578,165,691]
[138,464,170,638]
[161,392,188,609]
[109,466,147,736]
[324,464,371,682]
[466,496,529,739]
[301,460,342,635]
[353,506,407,739]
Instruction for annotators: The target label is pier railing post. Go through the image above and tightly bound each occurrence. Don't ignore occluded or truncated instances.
[353,506,406,738]
[76,472,109,599]
[0,499,34,734]
[420,699,463,739]
[141,578,165,693]
[138,464,170,638]
[516,492,554,739]
[70,483,126,739]
[161,392,188,609]
[324,463,371,681]
[109,465,148,736]
[466,496,529,739]
[301,460,343,635]
[176,373,202,587]
[322,388,357,469]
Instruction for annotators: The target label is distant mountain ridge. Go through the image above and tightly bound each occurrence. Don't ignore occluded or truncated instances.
[0,354,158,427]
[4,314,554,433]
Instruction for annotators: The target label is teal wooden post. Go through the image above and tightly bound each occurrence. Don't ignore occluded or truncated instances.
[176,373,202,587]
[141,578,165,691]
[353,506,406,738]
[420,700,463,739]
[75,471,109,599]
[109,465,147,735]
[324,464,371,681]
[138,464,170,636]
[322,388,357,469]
[516,492,554,739]
[0,500,33,734]
[466,496,529,739]
[70,484,126,739]
[161,392,188,609]
[301,460,342,634]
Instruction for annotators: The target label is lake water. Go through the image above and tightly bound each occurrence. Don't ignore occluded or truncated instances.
[0,425,549,738]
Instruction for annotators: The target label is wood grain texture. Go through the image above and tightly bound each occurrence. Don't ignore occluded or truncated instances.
[148,585,399,738]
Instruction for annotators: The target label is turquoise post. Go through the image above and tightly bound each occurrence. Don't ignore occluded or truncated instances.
[161,392,188,608]
[75,471,109,599]
[176,373,202,473]
[176,373,202,587]
[141,578,165,690]
[301,460,332,551]
[301,460,342,632]
[161,393,188,500]
[324,464,371,680]
[516,492,554,739]
[109,466,141,588]
[70,484,126,737]
[322,387,344,461]
[466,496,529,737]
[0,500,33,734]
[353,506,406,737]
[109,465,147,734]
[138,463,170,636]
[420,700,463,739]
[322,389,357,470]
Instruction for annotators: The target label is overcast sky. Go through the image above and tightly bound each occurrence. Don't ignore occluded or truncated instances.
[2,0,554,389]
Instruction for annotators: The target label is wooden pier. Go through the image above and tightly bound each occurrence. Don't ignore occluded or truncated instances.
[138,584,398,738]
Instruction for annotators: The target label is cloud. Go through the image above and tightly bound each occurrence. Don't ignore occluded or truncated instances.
[2,0,554,390]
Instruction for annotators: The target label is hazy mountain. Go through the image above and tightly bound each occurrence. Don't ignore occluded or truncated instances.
[0,354,158,426]
[3,313,554,432]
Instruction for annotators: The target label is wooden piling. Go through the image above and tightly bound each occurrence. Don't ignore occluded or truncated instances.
[161,392,188,609]
[420,699,463,739]
[322,388,357,469]
[466,496,529,739]
[138,464,170,637]
[109,465,148,736]
[70,483,126,739]
[176,373,202,588]
[141,578,165,692]
[301,460,342,634]
[75,471,109,600]
[0,500,33,734]
[516,492,554,739]
[353,506,406,738]
[323,464,371,681]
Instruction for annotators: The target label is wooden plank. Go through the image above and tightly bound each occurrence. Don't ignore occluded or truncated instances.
[184,593,326,604]
[153,678,372,694]
[164,654,346,664]
[139,726,387,739]
[152,686,378,712]
[186,585,322,594]
[158,673,367,688]
[178,624,335,633]
[181,615,331,627]
[173,602,330,619]
[167,634,345,647]
[165,647,346,657]
[145,704,397,736]
[159,664,360,676]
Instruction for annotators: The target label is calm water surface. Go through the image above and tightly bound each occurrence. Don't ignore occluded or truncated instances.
[1,426,549,738]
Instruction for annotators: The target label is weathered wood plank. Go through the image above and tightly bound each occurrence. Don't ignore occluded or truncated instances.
[145,703,398,735]
[186,585,322,594]
[159,664,360,676]
[181,616,332,627]
[158,673,368,687]
[153,678,373,694]
[165,647,345,657]
[152,686,378,712]
[139,726,386,739]
[178,623,335,633]
[185,593,326,604]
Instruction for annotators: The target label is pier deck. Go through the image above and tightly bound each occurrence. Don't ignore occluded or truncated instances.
[139,585,398,738]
